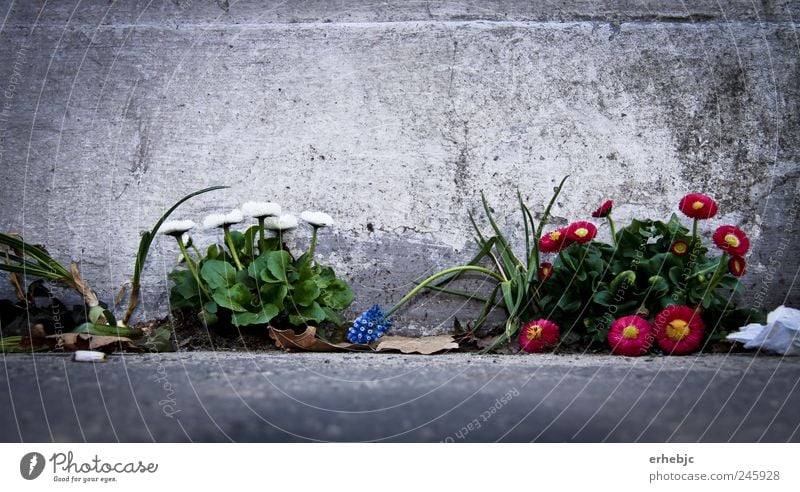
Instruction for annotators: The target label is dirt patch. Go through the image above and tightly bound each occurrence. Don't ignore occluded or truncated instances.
[165,310,279,352]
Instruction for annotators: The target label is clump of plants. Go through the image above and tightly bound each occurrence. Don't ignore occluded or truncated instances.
[539,193,762,355]
[360,177,764,355]
[164,204,354,331]
[0,186,227,352]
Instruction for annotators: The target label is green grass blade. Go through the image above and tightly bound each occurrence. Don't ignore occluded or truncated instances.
[123,185,228,325]
[0,263,63,280]
[413,281,492,303]
[0,233,71,278]
[471,284,500,333]
[517,190,531,268]
[430,236,497,288]
[467,211,487,248]
[535,175,569,239]
[131,185,229,288]
[480,192,522,274]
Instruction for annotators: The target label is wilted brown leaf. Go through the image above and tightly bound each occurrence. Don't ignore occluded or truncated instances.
[25,333,142,353]
[375,335,459,355]
[269,327,460,354]
[268,326,368,352]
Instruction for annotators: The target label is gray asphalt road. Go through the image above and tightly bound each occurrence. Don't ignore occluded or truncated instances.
[1,352,799,442]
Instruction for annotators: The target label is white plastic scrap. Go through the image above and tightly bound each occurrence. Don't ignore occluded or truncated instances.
[726,305,800,355]
[72,350,107,362]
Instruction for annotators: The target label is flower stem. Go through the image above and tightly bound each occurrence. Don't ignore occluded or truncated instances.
[692,218,699,246]
[257,217,266,253]
[704,253,729,295]
[176,237,209,298]
[223,225,244,270]
[386,265,505,317]
[308,226,318,263]
[607,215,618,246]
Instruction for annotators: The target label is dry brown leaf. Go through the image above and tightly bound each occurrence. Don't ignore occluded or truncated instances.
[21,333,142,353]
[268,326,369,352]
[375,335,459,355]
[269,326,459,354]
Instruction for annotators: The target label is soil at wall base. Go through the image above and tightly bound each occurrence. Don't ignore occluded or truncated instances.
[160,310,747,355]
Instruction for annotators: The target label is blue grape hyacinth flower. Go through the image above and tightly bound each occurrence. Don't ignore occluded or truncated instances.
[347,304,393,344]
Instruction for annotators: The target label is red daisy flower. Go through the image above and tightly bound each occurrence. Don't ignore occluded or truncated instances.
[591,200,613,218]
[539,228,571,253]
[607,315,653,357]
[678,193,718,220]
[538,262,553,281]
[713,225,750,256]
[728,255,746,277]
[518,319,560,353]
[670,240,689,256]
[653,305,706,355]
[566,221,597,244]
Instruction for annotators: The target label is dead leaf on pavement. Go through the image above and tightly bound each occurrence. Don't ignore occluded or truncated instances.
[269,326,368,352]
[269,326,459,354]
[19,332,141,353]
[375,335,459,355]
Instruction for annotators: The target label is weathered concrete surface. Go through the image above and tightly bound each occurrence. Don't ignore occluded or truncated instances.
[1,352,799,442]
[0,1,798,333]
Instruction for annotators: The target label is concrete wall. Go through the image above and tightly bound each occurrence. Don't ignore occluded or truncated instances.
[1,1,798,334]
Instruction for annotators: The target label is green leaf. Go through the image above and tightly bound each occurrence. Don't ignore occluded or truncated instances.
[535,175,570,239]
[201,260,237,290]
[313,266,337,289]
[481,192,522,275]
[592,290,615,307]
[74,322,142,338]
[135,327,174,352]
[288,302,327,325]
[235,268,255,289]
[293,280,321,306]
[247,252,269,279]
[610,270,636,294]
[203,301,218,314]
[259,283,288,310]
[500,281,515,314]
[321,306,344,327]
[229,230,246,254]
[243,225,260,258]
[88,305,117,327]
[265,250,292,283]
[212,283,252,312]
[232,304,279,326]
[199,309,218,327]
[206,244,224,261]
[321,279,354,310]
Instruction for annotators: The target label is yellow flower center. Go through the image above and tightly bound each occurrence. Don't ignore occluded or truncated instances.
[724,234,740,248]
[666,319,690,341]
[622,325,639,340]
[525,324,543,341]
[692,201,705,210]
[673,242,687,254]
[548,231,561,241]
[542,266,551,275]
[574,227,589,238]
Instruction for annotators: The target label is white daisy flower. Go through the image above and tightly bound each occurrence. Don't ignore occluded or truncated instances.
[203,209,244,229]
[241,201,281,218]
[158,220,196,236]
[265,214,299,231]
[300,211,334,228]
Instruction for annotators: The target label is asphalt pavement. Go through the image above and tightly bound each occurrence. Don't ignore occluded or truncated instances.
[1,352,799,442]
